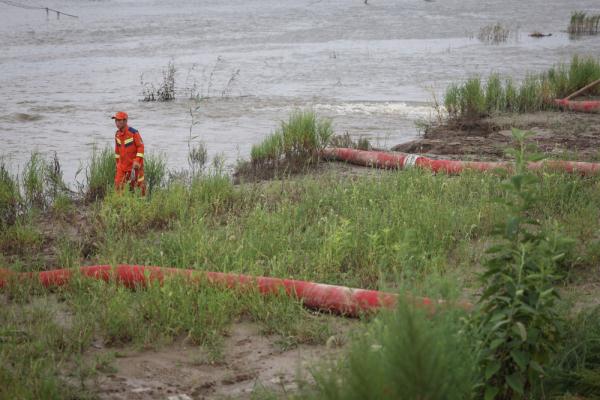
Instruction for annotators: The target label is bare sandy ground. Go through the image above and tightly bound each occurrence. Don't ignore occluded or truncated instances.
[81,320,350,400]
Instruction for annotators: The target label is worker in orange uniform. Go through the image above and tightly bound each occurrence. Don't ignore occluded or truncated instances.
[112,111,146,195]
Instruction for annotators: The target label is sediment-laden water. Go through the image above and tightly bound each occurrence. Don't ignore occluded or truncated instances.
[1,0,599,182]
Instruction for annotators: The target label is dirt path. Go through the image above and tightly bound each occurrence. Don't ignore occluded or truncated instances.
[392,111,600,161]
[86,320,349,400]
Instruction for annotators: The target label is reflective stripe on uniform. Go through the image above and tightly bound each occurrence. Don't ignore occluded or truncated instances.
[116,138,122,144]
[115,154,120,159]
[124,138,134,144]
[137,176,145,182]
[136,153,144,158]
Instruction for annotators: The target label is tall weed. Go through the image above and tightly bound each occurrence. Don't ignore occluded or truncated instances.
[471,129,574,399]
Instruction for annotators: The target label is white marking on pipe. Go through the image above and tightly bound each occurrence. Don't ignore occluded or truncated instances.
[403,154,420,168]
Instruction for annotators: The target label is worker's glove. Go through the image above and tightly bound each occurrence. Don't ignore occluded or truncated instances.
[132,161,141,170]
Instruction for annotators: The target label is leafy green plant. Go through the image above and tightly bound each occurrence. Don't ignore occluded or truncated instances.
[471,128,574,399]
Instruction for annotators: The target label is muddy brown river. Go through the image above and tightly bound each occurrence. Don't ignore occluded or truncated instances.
[1,0,599,182]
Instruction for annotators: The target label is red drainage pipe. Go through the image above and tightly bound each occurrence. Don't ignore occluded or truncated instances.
[554,99,600,113]
[0,265,469,317]
[323,147,600,176]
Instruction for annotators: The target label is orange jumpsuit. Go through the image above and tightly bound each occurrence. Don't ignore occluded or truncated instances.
[114,125,146,194]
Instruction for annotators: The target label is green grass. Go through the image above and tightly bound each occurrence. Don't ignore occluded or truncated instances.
[547,306,600,397]
[301,302,475,400]
[0,159,21,229]
[80,146,114,202]
[3,148,600,398]
[246,110,333,174]
[0,273,337,398]
[141,152,167,196]
[444,55,600,120]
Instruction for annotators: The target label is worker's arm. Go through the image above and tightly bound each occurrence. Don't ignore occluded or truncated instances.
[132,131,144,169]
[114,136,120,164]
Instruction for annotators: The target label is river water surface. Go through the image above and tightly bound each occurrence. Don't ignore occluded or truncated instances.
[1,0,599,182]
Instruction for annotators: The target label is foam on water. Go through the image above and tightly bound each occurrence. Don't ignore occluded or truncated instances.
[314,102,444,119]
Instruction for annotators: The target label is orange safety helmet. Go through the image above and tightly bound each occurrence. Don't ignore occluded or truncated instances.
[111,111,128,120]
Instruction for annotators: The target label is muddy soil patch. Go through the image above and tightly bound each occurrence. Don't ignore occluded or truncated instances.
[85,320,351,399]
[392,112,600,161]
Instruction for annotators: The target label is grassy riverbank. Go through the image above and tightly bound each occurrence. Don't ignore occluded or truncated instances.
[444,55,600,120]
[2,134,600,398]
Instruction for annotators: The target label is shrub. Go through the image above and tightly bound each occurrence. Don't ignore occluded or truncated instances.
[471,129,573,399]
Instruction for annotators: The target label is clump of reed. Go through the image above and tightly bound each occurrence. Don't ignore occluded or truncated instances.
[568,11,600,35]
[79,146,115,202]
[237,110,332,180]
[444,55,600,120]
[329,132,372,150]
[477,22,510,44]
[0,159,21,228]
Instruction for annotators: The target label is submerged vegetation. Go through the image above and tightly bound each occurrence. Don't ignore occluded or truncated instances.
[477,23,510,44]
[140,60,176,102]
[444,56,600,120]
[568,11,600,35]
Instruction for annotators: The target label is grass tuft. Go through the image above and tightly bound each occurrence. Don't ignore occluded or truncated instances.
[238,110,332,180]
[80,146,114,202]
[0,159,21,228]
